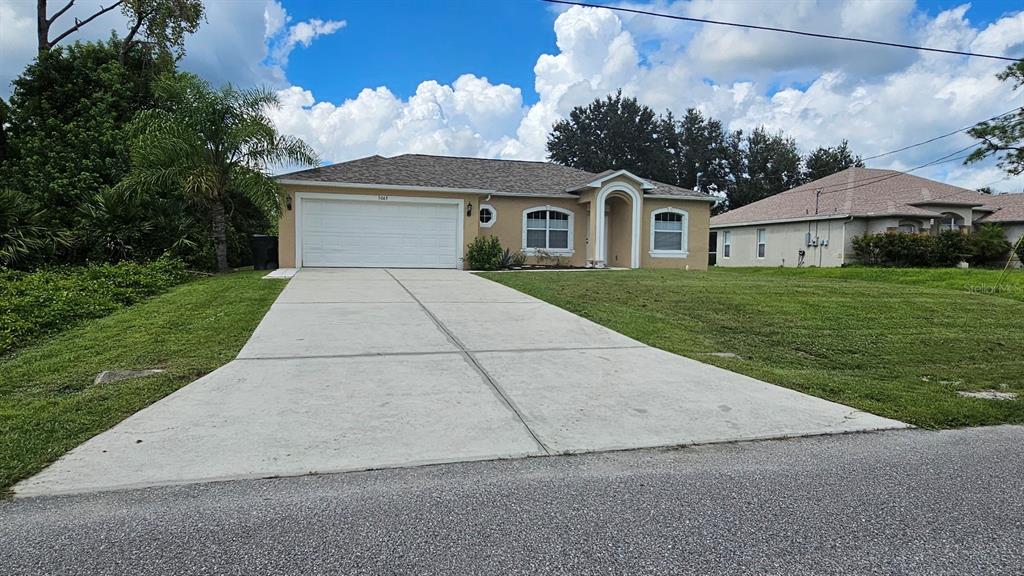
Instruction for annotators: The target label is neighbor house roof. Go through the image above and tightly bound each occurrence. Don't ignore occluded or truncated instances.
[976,192,1024,224]
[710,167,1001,227]
[276,154,712,200]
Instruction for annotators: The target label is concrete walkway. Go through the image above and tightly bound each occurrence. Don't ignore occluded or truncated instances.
[15,269,906,497]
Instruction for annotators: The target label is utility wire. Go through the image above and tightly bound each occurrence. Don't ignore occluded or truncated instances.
[797,142,982,199]
[860,108,1022,161]
[541,0,1023,62]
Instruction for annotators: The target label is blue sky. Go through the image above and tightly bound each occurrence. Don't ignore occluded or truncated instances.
[281,0,558,105]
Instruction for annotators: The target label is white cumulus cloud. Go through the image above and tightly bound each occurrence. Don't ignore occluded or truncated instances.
[269,2,1024,192]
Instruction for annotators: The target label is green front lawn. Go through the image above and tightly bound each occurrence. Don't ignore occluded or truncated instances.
[0,271,285,494]
[482,267,1024,429]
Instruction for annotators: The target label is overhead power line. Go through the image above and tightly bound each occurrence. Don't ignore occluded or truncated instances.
[541,0,1023,62]
[861,108,1022,161]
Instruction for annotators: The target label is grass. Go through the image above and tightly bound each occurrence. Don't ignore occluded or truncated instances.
[0,271,285,494]
[481,267,1024,429]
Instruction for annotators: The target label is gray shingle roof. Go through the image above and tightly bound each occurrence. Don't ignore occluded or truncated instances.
[711,167,1004,227]
[976,193,1024,223]
[276,154,711,200]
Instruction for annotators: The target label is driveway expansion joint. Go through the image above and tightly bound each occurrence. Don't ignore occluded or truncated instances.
[385,270,552,455]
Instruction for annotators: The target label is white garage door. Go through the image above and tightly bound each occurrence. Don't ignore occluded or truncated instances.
[299,196,462,268]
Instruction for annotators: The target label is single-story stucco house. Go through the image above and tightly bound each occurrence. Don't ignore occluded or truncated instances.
[710,167,1024,268]
[275,154,715,270]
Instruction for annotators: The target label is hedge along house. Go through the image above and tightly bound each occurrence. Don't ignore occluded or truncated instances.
[710,167,1024,268]
[275,154,715,270]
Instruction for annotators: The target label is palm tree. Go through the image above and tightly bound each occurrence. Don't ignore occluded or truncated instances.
[122,73,319,271]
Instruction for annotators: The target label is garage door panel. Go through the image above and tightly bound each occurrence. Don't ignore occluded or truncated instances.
[300,198,461,268]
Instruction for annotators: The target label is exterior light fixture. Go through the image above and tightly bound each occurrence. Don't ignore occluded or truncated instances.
[467,202,473,217]
[286,195,293,211]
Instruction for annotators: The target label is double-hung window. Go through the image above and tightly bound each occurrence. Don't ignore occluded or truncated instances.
[756,228,767,259]
[524,208,572,252]
[649,208,688,257]
[722,231,732,258]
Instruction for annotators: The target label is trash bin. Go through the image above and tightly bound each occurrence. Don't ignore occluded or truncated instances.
[250,235,279,270]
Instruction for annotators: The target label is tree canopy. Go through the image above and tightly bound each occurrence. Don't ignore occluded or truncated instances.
[35,0,204,61]
[546,93,862,213]
[122,73,320,271]
[2,37,173,258]
[547,90,676,183]
[967,61,1024,176]
[803,140,864,182]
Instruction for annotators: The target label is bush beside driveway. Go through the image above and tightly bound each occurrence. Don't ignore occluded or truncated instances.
[482,268,1024,428]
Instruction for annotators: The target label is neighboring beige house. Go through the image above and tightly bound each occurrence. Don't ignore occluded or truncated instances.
[275,154,715,270]
[710,167,1024,268]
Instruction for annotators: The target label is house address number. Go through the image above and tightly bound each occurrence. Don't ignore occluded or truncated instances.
[378,195,389,201]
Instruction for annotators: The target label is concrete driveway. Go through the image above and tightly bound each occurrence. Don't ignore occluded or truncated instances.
[16,269,906,497]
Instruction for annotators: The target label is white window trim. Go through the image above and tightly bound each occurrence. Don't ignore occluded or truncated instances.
[722,230,732,259]
[293,192,465,269]
[479,203,496,228]
[648,207,689,258]
[756,228,767,259]
[522,205,574,255]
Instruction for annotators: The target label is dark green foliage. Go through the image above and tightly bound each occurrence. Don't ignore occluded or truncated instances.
[2,38,173,249]
[1017,236,1024,264]
[122,73,318,271]
[852,231,979,268]
[1,37,274,272]
[547,91,675,183]
[546,93,857,215]
[930,231,971,267]
[0,188,66,268]
[0,258,189,354]
[466,236,504,271]
[967,61,1024,176]
[729,127,803,210]
[803,140,864,182]
[967,224,1012,266]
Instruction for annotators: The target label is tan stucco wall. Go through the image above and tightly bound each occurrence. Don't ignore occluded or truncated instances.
[714,219,846,267]
[480,195,590,267]
[640,198,711,270]
[280,181,712,271]
[278,184,481,268]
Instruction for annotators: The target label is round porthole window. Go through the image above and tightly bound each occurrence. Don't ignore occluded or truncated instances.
[479,204,496,228]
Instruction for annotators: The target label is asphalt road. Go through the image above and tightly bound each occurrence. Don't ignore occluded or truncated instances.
[2,426,1022,575]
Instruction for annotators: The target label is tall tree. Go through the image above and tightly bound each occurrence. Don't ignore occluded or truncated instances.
[122,73,320,271]
[967,61,1024,176]
[803,140,864,182]
[729,127,802,210]
[36,0,203,59]
[2,38,173,253]
[547,91,675,183]
[672,109,736,197]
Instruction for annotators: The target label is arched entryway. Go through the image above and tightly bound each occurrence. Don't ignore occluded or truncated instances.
[594,183,642,268]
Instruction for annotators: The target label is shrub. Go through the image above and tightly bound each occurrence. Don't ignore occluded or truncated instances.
[852,230,971,268]
[466,236,503,271]
[852,232,934,267]
[0,258,190,354]
[967,224,1011,266]
[499,248,526,269]
[932,230,971,267]
[1017,236,1024,265]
